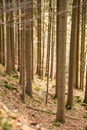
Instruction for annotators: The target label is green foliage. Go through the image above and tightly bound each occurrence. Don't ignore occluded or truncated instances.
[2,122,9,130]
[51,95,57,100]
[65,104,73,110]
[2,63,5,67]
[53,119,60,127]
[84,100,87,104]
[74,96,81,103]
[12,74,18,79]
[85,126,87,130]
[11,71,18,79]
[81,102,87,110]
[20,94,26,104]
[83,112,87,119]
[5,83,13,90]
[81,102,87,107]
[32,85,40,91]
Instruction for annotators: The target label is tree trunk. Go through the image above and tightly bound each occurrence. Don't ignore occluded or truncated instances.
[25,1,32,95]
[80,0,86,90]
[37,0,42,77]
[56,0,67,122]
[75,0,80,89]
[6,0,12,74]
[84,65,87,103]
[66,0,78,108]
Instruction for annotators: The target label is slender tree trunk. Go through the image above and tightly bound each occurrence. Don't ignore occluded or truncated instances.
[6,0,12,74]
[50,8,55,80]
[0,14,2,63]
[67,0,78,108]
[21,1,25,101]
[26,1,32,95]
[18,0,22,73]
[10,0,15,71]
[37,0,42,77]
[75,0,80,89]
[55,0,59,97]
[80,0,86,90]
[41,0,45,79]
[84,65,87,103]
[56,0,67,122]
[46,0,52,104]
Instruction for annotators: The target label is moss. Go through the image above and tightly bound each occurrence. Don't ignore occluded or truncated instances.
[32,85,40,91]
[5,84,13,90]
[65,104,73,110]
[81,102,87,110]
[53,119,60,127]
[83,112,87,119]
[2,122,9,130]
[74,96,81,103]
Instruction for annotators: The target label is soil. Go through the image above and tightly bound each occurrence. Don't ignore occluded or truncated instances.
[0,65,87,130]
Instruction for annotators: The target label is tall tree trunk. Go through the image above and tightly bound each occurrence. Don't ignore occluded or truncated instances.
[26,1,32,95]
[80,0,86,90]
[21,0,25,101]
[18,0,22,73]
[67,0,78,108]
[84,65,87,103]
[50,7,55,80]
[10,0,15,71]
[41,0,45,79]
[56,0,67,122]
[37,0,42,77]
[75,0,80,89]
[46,0,52,104]
[6,0,12,74]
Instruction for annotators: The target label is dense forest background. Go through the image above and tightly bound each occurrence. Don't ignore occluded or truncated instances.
[0,0,87,130]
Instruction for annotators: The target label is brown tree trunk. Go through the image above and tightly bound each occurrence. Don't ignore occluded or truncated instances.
[56,0,67,122]
[67,0,78,108]
[80,0,86,90]
[75,0,80,89]
[6,0,12,74]
[37,0,42,77]
[25,1,32,95]
[46,0,52,104]
[84,65,87,103]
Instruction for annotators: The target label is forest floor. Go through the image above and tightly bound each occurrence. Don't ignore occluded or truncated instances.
[0,64,87,130]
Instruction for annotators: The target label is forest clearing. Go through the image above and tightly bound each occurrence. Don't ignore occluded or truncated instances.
[0,0,87,130]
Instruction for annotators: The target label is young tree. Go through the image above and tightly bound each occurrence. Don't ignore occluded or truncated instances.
[56,0,67,122]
